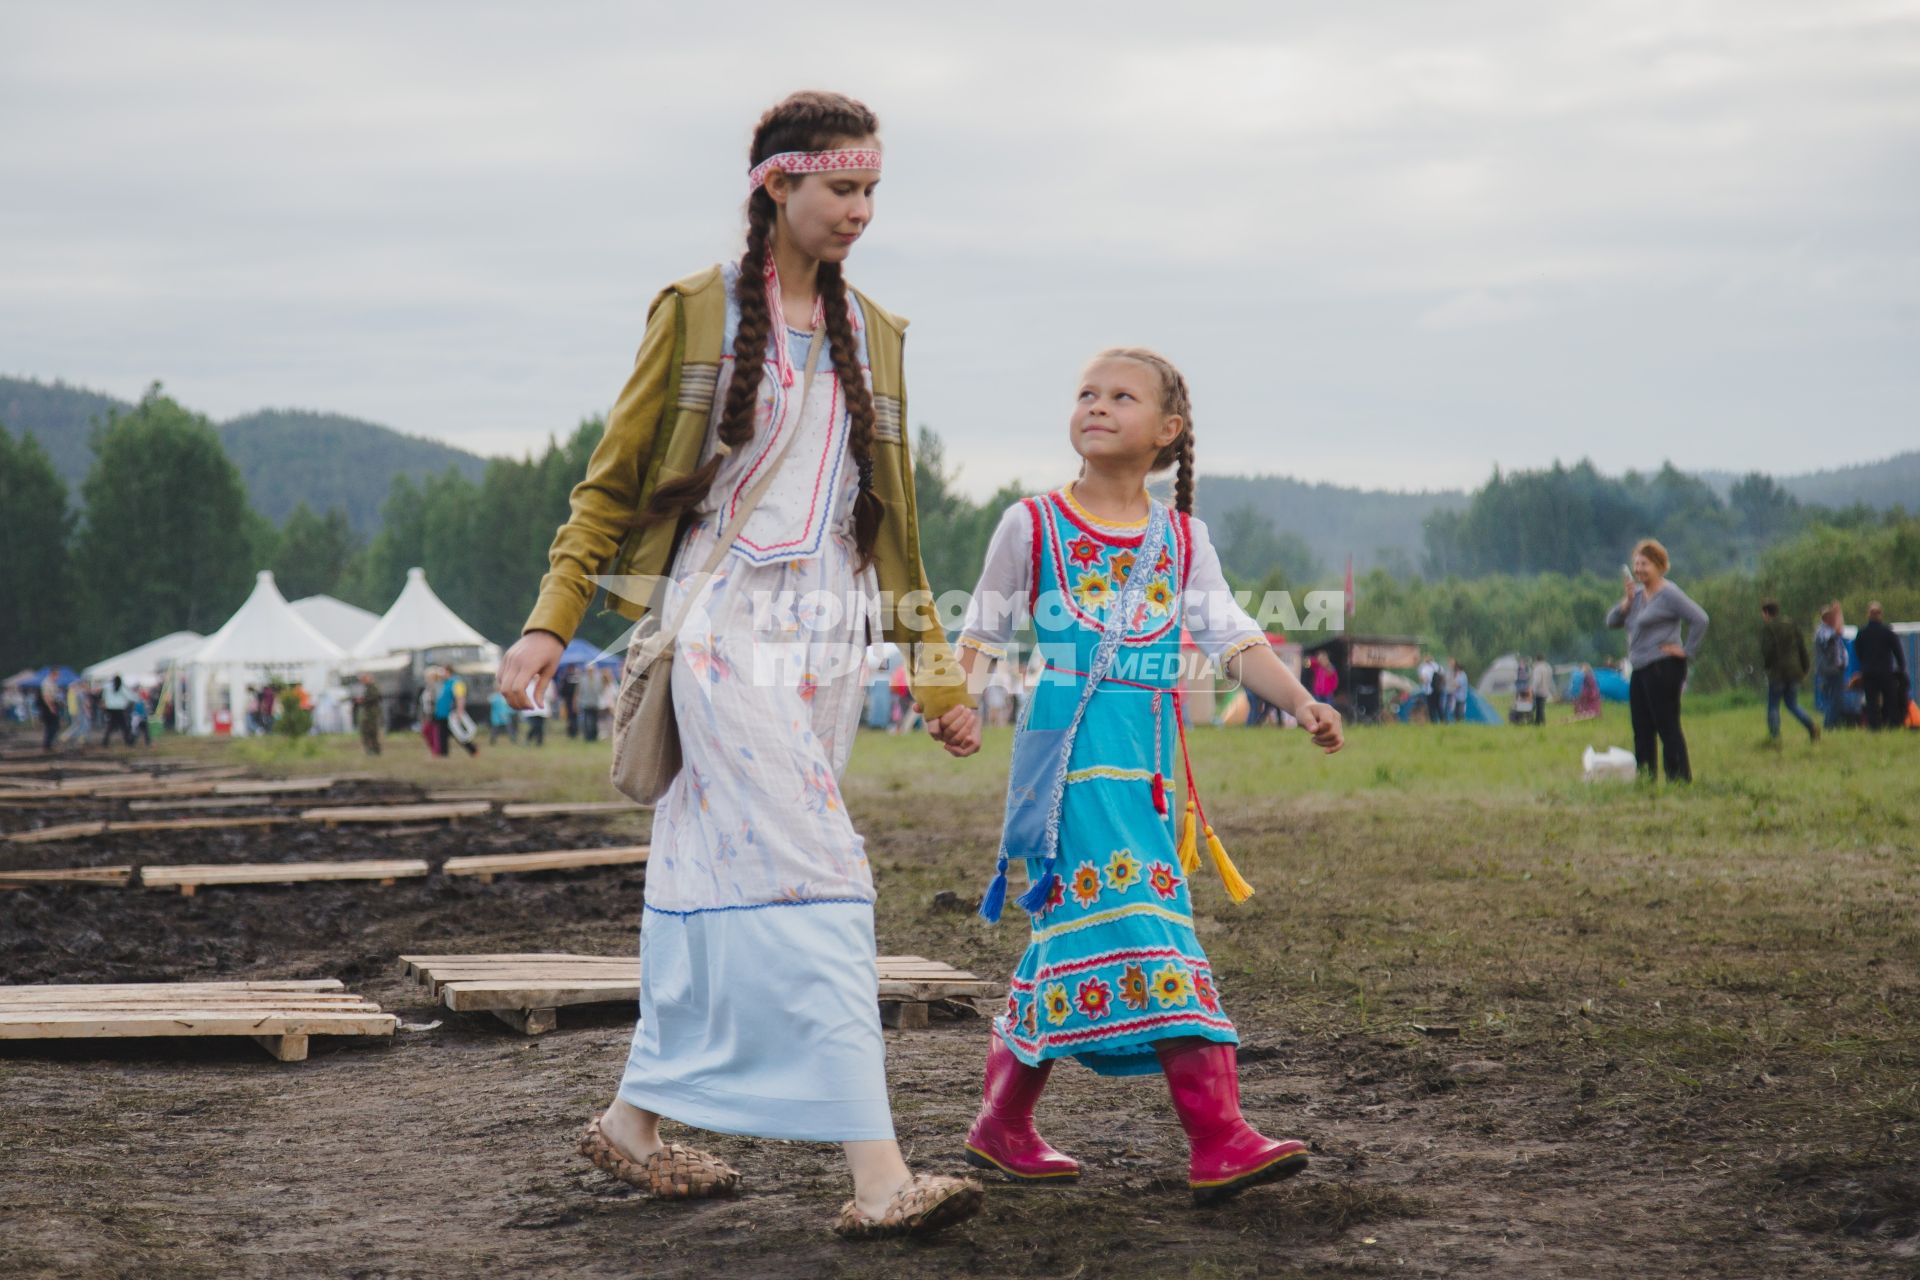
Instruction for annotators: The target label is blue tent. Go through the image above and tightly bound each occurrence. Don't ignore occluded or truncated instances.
[557,638,622,671]
[1460,688,1502,724]
[1395,688,1500,725]
[1565,667,1629,703]
[30,665,79,688]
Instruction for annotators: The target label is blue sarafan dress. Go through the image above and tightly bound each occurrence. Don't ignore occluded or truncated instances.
[959,488,1270,1077]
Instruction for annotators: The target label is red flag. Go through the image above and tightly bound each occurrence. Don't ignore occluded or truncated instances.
[1344,554,1355,620]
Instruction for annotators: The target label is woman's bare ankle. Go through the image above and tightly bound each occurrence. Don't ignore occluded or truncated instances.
[601,1099,664,1162]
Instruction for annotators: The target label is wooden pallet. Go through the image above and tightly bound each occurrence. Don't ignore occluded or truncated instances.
[300,801,491,828]
[0,979,396,1060]
[214,778,342,797]
[4,815,292,845]
[0,761,141,777]
[0,865,133,890]
[399,953,1000,1036]
[141,858,431,896]
[499,801,649,819]
[441,844,650,883]
[125,795,275,812]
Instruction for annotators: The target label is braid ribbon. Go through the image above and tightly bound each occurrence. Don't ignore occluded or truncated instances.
[980,503,1171,922]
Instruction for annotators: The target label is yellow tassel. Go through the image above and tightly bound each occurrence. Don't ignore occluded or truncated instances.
[1177,799,1201,874]
[1204,823,1255,904]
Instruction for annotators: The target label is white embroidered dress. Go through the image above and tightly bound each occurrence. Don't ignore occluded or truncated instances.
[618,263,892,1142]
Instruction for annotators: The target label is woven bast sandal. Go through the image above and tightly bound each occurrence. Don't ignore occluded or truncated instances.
[831,1173,985,1240]
[578,1116,740,1199]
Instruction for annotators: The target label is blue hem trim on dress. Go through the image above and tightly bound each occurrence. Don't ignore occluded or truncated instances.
[642,896,876,918]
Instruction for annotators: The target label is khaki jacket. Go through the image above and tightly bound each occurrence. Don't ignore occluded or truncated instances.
[522,265,971,720]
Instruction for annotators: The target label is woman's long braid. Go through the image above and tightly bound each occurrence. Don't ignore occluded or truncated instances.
[818,260,883,567]
[1099,346,1195,514]
[644,196,773,522]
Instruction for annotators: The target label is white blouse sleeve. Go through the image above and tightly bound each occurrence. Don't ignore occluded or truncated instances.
[958,502,1033,659]
[1182,515,1268,664]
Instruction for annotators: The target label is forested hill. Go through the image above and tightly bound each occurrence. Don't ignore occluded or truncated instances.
[215,410,487,535]
[1698,454,1920,516]
[0,377,487,537]
[1193,474,1470,576]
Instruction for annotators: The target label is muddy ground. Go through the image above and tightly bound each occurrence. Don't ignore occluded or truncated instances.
[1,736,1914,1279]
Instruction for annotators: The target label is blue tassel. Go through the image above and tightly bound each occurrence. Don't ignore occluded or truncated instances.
[1015,869,1059,915]
[978,865,1009,923]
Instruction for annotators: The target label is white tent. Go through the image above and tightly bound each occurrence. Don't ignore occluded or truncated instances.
[188,571,348,735]
[292,595,380,652]
[351,567,492,658]
[83,630,203,688]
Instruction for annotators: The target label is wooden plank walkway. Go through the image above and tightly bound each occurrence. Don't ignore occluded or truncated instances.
[141,859,431,896]
[500,801,649,819]
[400,953,1000,1035]
[0,865,134,889]
[0,978,396,1060]
[299,802,491,828]
[125,795,275,812]
[441,844,650,883]
[4,816,292,845]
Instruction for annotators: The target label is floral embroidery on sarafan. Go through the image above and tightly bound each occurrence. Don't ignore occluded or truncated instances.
[1118,963,1149,1010]
[1195,970,1220,1013]
[1029,875,1069,927]
[1150,963,1195,1009]
[1069,861,1103,909]
[1023,1000,1038,1037]
[1147,861,1182,900]
[1144,578,1174,618]
[1104,848,1143,893]
[1043,983,1071,1026]
[1154,545,1173,575]
[1074,976,1114,1021]
[1073,570,1112,611]
[797,671,819,703]
[1107,549,1136,589]
[1005,993,1020,1023]
[1066,536,1103,570]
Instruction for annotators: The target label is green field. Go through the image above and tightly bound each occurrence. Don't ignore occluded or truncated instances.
[192,696,1918,1272]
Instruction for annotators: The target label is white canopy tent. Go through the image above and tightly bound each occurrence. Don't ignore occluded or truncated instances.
[292,595,381,653]
[187,571,348,735]
[82,630,203,688]
[351,567,494,660]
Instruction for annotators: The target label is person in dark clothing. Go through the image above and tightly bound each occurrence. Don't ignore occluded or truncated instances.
[1854,602,1910,730]
[37,674,62,752]
[100,675,136,746]
[1605,538,1709,782]
[1759,600,1817,743]
[355,674,383,756]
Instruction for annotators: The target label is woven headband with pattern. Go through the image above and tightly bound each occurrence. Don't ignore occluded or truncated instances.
[747,148,882,192]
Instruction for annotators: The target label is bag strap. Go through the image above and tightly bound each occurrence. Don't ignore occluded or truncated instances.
[634,322,828,662]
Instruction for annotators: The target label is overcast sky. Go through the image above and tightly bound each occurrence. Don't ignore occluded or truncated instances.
[4,2,1916,498]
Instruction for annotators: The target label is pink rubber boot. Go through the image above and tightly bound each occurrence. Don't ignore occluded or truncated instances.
[1157,1038,1308,1204]
[963,1030,1081,1182]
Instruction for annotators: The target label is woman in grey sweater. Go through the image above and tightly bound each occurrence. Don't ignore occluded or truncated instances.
[1605,538,1709,781]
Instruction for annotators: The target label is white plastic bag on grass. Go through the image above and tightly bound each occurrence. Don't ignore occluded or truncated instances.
[1583,746,1636,782]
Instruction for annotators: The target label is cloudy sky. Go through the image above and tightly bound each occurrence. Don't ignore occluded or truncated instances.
[4,2,1916,498]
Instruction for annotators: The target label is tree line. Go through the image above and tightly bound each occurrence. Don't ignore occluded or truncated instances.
[3,386,1913,698]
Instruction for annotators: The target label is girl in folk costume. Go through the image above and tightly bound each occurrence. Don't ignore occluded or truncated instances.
[497,92,984,1240]
[954,349,1344,1205]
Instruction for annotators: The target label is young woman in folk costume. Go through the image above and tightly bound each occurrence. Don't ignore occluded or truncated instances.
[496,91,983,1240]
[954,349,1345,1205]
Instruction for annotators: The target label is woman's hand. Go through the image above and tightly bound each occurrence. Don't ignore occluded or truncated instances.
[1659,642,1686,661]
[498,631,565,711]
[1295,700,1344,754]
[924,703,980,758]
